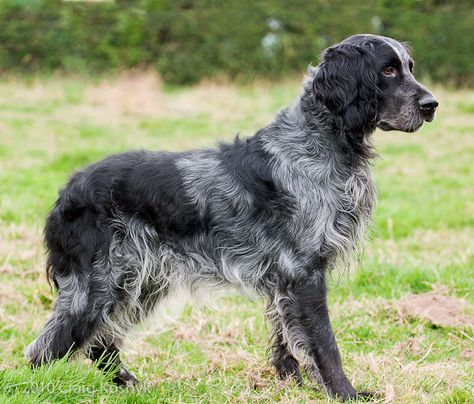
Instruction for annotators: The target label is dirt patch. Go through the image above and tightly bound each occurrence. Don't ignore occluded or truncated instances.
[397,287,474,328]
[461,348,474,361]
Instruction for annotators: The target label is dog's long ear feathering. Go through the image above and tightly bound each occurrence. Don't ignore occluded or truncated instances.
[313,43,379,138]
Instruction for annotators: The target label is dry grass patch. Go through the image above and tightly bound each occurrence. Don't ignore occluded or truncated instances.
[83,71,168,123]
[367,228,474,268]
[353,352,472,404]
[0,224,44,277]
[76,72,291,127]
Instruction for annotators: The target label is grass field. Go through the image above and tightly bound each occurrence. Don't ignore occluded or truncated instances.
[0,72,473,403]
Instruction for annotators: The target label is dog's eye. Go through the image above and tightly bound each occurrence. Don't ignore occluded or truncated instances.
[383,67,398,77]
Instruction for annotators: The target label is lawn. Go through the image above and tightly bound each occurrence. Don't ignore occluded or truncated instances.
[0,73,473,403]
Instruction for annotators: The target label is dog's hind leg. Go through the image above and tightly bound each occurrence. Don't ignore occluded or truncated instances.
[26,262,110,366]
[25,266,112,368]
[26,197,116,366]
[25,299,101,366]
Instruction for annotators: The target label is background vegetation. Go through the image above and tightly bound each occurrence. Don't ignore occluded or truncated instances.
[0,0,473,85]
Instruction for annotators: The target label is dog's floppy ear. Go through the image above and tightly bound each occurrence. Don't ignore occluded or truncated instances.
[313,43,378,136]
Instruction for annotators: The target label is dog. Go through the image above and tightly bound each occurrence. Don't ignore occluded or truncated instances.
[26,34,437,400]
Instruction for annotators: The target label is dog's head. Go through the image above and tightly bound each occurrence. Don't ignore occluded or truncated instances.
[312,34,438,135]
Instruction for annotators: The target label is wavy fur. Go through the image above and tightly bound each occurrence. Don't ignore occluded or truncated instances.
[26,34,437,400]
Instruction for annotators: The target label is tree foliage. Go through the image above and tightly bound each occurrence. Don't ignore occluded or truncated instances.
[0,0,472,85]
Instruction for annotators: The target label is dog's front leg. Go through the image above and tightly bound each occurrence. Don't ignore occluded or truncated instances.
[275,272,364,401]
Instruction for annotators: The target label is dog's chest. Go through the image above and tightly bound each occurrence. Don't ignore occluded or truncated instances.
[282,161,376,256]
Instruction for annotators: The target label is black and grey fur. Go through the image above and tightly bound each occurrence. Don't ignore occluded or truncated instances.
[26,34,437,400]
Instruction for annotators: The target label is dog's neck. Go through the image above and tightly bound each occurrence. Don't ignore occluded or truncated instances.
[295,74,377,165]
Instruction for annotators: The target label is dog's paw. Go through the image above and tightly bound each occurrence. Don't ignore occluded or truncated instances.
[330,387,379,402]
[275,358,303,386]
[355,390,378,401]
[113,367,139,387]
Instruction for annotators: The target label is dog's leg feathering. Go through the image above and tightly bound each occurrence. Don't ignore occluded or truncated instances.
[267,304,303,385]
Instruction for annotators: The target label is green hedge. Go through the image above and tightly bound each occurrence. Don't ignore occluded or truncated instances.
[0,0,472,85]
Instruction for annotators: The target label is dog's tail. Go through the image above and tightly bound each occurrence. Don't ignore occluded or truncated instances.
[44,175,109,287]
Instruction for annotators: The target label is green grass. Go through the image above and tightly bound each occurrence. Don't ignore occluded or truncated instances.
[0,73,473,403]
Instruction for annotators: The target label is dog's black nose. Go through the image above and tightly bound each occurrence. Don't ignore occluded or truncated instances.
[419,95,439,111]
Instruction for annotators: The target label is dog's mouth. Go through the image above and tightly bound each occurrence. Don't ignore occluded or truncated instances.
[377,121,395,131]
[377,113,429,133]
[422,110,436,123]
[377,120,424,133]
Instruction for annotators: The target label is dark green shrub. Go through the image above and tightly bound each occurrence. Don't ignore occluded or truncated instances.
[0,0,472,85]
